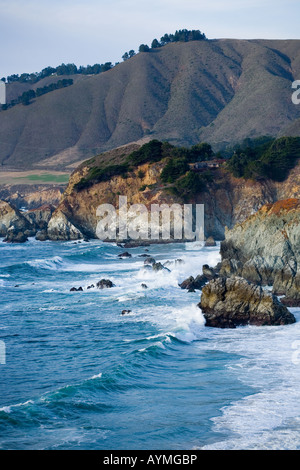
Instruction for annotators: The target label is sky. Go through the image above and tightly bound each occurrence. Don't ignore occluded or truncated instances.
[1,0,300,78]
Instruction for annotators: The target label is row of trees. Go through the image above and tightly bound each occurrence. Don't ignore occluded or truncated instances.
[122,29,207,60]
[2,62,113,85]
[1,29,207,84]
[1,79,73,110]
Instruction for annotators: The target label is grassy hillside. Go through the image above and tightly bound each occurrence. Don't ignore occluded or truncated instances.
[1,39,300,170]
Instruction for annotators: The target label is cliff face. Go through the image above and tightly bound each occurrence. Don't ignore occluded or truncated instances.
[49,159,179,240]
[219,198,300,305]
[0,184,64,210]
[46,149,300,242]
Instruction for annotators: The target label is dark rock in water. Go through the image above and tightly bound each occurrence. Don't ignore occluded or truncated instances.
[141,283,148,289]
[163,260,173,267]
[144,257,156,266]
[118,252,132,258]
[143,265,152,271]
[96,279,115,289]
[121,309,132,315]
[123,241,150,248]
[202,264,218,280]
[175,259,185,265]
[35,230,49,241]
[87,284,95,289]
[153,262,170,272]
[4,229,28,243]
[70,286,83,292]
[179,274,208,291]
[205,236,216,247]
[199,276,296,328]
[139,254,150,258]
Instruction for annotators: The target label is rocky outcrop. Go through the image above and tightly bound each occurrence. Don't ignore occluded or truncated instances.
[199,276,296,328]
[0,200,36,242]
[0,185,64,211]
[47,209,85,241]
[24,204,55,231]
[180,264,219,291]
[0,199,62,243]
[219,199,300,306]
[0,200,31,236]
[205,236,216,247]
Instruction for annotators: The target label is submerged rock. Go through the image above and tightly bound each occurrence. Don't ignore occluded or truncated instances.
[121,309,132,315]
[144,257,156,266]
[118,252,132,258]
[199,276,296,328]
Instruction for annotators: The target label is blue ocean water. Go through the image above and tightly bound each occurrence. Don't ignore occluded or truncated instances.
[0,238,300,450]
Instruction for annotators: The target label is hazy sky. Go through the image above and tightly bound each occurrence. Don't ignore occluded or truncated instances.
[1,0,300,77]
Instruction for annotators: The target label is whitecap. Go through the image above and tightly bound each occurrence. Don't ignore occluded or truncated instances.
[28,256,64,270]
[0,399,34,414]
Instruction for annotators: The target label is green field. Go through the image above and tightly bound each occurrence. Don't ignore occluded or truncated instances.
[17,173,70,183]
[0,171,70,186]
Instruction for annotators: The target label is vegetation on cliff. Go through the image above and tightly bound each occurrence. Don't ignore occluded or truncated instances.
[74,140,216,193]
[2,79,74,110]
[227,136,300,182]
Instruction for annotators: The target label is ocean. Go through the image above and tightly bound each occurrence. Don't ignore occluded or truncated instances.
[0,238,299,450]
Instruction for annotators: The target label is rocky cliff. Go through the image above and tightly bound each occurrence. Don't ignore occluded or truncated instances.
[2,142,300,245]
[0,200,56,242]
[43,143,300,242]
[218,198,300,306]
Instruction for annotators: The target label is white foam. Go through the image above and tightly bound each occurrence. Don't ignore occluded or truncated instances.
[28,256,64,270]
[0,399,34,414]
[200,309,300,450]
[90,372,102,380]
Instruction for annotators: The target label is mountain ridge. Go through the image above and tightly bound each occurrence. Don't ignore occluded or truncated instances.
[1,38,300,171]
